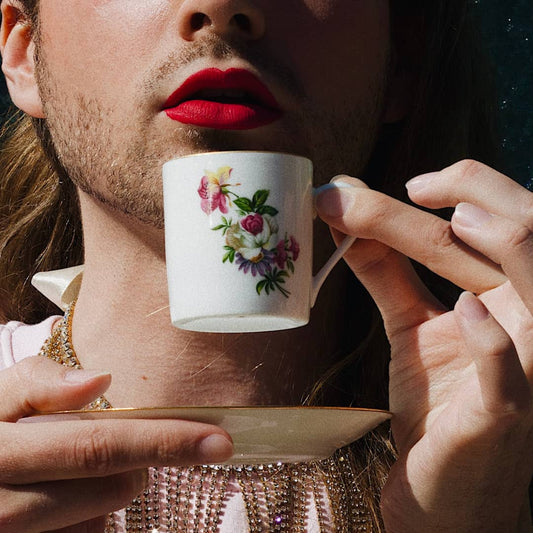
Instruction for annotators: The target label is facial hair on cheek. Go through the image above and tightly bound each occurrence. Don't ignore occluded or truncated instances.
[39,87,387,229]
[37,63,168,228]
[35,39,389,229]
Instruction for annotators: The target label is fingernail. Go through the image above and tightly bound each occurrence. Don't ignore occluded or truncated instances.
[330,174,353,183]
[454,203,493,228]
[198,434,234,463]
[457,292,490,322]
[64,369,111,384]
[405,172,439,193]
[314,182,355,218]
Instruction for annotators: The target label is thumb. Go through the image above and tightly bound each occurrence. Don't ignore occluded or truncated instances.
[0,356,111,421]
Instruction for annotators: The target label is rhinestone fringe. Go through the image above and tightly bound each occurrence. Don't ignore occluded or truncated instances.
[39,301,373,532]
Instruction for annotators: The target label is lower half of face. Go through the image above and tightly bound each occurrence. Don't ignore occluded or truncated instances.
[37,9,390,230]
[41,81,387,231]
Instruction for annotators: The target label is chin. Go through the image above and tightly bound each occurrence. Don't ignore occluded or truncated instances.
[177,122,308,158]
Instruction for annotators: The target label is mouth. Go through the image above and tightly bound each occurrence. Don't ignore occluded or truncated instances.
[163,68,283,130]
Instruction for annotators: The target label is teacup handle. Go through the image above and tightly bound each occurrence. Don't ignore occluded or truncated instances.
[310,183,356,307]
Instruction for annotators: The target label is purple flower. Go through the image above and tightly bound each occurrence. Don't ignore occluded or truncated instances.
[236,249,274,276]
[274,239,288,269]
[240,213,264,236]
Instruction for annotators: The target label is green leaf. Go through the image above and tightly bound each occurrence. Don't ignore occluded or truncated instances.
[287,260,294,273]
[256,279,268,295]
[252,190,270,209]
[223,246,235,263]
[234,197,253,213]
[213,216,233,234]
[257,205,279,217]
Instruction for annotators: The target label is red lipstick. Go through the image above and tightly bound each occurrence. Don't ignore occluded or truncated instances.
[163,68,283,130]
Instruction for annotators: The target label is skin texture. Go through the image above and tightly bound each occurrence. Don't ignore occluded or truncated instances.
[316,165,533,531]
[33,0,390,227]
[0,1,532,531]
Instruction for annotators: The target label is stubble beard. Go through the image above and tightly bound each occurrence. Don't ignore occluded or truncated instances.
[35,44,389,231]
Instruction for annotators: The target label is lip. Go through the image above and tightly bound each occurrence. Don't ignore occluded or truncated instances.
[163,68,283,130]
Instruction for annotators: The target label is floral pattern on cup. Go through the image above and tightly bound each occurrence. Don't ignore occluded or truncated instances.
[198,166,300,298]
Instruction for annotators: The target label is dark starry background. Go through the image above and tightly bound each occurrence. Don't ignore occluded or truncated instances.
[474,0,533,188]
[0,1,532,185]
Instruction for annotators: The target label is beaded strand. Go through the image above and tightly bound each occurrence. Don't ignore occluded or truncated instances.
[39,300,373,532]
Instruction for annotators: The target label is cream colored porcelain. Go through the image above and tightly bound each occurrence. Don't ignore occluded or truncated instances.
[32,406,391,465]
[163,151,354,333]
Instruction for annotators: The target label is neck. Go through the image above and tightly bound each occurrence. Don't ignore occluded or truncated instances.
[72,192,354,407]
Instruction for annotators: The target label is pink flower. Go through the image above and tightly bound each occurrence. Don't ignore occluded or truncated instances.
[289,236,300,260]
[197,166,232,214]
[240,213,264,236]
[274,239,288,269]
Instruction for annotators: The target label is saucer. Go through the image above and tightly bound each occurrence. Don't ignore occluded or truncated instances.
[33,406,391,464]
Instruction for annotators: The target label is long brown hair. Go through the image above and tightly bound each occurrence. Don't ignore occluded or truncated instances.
[0,0,500,529]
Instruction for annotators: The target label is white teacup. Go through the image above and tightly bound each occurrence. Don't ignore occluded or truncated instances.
[163,151,354,333]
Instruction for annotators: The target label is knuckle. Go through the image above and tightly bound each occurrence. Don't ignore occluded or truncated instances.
[154,431,191,464]
[10,364,36,416]
[350,245,396,276]
[12,357,41,392]
[507,224,533,252]
[356,193,390,235]
[486,341,512,361]
[71,425,118,476]
[451,159,487,183]
[426,218,458,252]
[14,356,51,383]
[9,357,59,415]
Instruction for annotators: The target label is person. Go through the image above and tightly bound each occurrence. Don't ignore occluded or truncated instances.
[0,0,531,531]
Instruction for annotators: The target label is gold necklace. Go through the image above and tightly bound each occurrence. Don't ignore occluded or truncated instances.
[39,300,373,532]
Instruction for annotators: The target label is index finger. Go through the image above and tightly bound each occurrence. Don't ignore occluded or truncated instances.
[1,417,233,484]
[405,160,533,225]
[315,180,507,294]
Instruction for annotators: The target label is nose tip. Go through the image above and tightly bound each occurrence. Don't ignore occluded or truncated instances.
[178,1,266,41]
